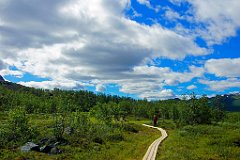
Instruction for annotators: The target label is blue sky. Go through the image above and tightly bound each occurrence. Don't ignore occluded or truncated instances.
[0,0,240,100]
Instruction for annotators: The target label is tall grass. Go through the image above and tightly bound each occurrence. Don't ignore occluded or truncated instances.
[157,113,240,160]
[0,113,160,160]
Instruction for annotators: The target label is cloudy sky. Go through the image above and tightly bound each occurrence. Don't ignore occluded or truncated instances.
[0,0,239,100]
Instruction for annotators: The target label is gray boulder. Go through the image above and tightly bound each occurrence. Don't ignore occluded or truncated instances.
[21,142,40,152]
[39,138,49,145]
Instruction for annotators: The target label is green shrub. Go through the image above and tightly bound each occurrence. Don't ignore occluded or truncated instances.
[7,108,34,143]
[181,125,223,137]
[0,126,9,147]
[0,108,38,148]
[53,114,65,141]
[158,119,176,129]
[88,124,111,142]
[70,111,90,136]
[107,132,124,141]
[90,103,112,125]
[122,123,139,133]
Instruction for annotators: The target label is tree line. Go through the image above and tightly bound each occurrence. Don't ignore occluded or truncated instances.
[0,82,225,125]
[0,82,226,150]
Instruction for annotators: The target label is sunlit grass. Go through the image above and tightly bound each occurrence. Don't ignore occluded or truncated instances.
[0,114,160,160]
[157,123,240,160]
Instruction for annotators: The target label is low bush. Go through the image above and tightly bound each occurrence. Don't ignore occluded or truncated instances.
[107,132,124,141]
[53,114,66,141]
[69,112,90,137]
[0,126,9,147]
[181,125,223,137]
[123,123,139,133]
[0,108,38,148]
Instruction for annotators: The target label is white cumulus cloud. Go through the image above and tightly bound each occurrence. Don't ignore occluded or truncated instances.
[9,0,240,100]
[199,78,240,91]
[18,80,85,90]
[0,0,209,100]
[139,89,175,100]
[205,58,240,78]
[169,0,240,45]
[187,85,197,90]
[96,84,106,92]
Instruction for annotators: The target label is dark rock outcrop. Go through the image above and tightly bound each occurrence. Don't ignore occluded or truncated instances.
[0,75,5,81]
[21,139,62,155]
[39,138,49,145]
[40,145,53,153]
[40,144,61,154]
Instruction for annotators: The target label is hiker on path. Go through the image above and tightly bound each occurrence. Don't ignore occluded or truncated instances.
[153,114,158,126]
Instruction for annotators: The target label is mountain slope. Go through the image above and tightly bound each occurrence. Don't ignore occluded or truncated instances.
[209,94,240,112]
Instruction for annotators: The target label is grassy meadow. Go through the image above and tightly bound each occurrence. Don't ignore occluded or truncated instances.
[0,82,240,159]
[157,113,240,160]
[0,112,159,160]
[1,111,240,160]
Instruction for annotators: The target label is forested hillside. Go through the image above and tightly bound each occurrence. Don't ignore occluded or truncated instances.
[0,80,227,126]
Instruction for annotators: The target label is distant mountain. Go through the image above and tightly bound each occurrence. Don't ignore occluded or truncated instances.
[0,77,29,91]
[209,93,240,112]
[0,75,5,81]
[223,93,240,111]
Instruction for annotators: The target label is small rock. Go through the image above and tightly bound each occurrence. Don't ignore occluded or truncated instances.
[64,127,73,135]
[50,147,62,154]
[40,145,53,153]
[39,138,49,145]
[21,142,40,152]
[54,142,60,146]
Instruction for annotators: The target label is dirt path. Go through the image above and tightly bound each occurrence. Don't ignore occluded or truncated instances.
[142,124,168,160]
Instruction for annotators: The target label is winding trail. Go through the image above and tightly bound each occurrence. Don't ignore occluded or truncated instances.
[142,124,168,160]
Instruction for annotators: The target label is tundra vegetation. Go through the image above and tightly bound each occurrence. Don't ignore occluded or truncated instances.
[0,81,239,159]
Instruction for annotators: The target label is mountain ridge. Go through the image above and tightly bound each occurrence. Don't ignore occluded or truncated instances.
[0,75,5,81]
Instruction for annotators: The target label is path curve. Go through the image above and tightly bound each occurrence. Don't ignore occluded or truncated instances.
[142,124,168,160]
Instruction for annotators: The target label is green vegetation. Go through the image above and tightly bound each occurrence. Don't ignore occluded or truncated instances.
[157,112,240,160]
[0,81,239,159]
[0,112,159,160]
